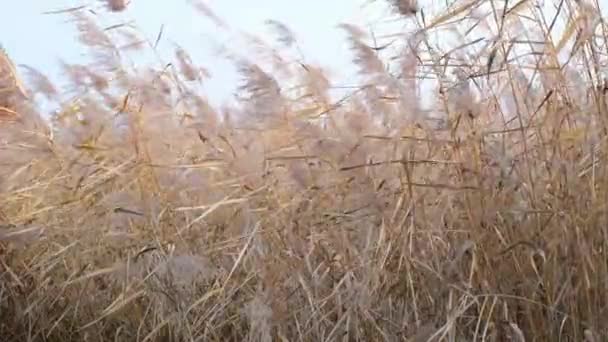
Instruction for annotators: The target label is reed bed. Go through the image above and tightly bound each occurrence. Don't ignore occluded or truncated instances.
[1,0,607,340]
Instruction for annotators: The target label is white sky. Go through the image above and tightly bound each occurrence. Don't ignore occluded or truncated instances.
[2,0,607,112]
[1,0,405,108]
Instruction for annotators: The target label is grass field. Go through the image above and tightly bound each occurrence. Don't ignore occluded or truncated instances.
[1,0,608,340]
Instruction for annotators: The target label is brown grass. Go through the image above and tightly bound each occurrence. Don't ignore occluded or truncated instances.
[1,0,607,341]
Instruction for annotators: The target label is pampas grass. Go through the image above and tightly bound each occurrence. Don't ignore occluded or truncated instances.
[1,0,608,340]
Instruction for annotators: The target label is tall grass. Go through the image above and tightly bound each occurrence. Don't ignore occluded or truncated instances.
[1,0,607,340]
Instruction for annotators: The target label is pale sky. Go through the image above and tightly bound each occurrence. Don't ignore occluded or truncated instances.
[2,0,605,112]
[2,0,405,108]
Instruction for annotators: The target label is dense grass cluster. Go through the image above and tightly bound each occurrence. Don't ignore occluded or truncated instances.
[1,0,608,340]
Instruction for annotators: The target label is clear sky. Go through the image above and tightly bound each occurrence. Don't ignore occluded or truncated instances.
[2,0,603,112]
[1,0,405,108]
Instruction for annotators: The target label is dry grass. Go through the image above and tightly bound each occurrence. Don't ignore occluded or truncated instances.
[1,0,608,341]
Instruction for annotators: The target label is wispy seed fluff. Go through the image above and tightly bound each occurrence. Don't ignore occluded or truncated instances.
[389,0,418,16]
[106,0,128,12]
